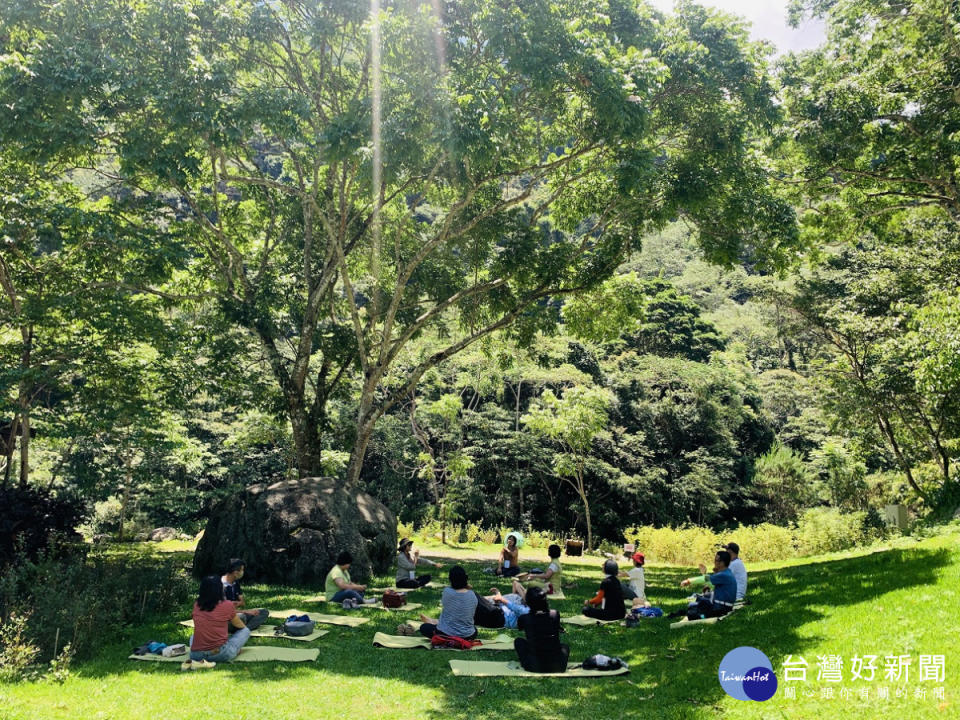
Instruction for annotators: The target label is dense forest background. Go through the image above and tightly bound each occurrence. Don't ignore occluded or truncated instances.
[2,0,959,552]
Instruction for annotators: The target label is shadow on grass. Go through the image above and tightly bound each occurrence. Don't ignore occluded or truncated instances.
[76,546,951,720]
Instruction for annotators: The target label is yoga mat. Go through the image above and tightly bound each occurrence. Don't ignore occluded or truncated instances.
[304,596,422,611]
[268,609,369,627]
[178,620,329,642]
[547,590,566,600]
[370,582,438,592]
[670,606,740,630]
[448,659,630,677]
[372,632,515,650]
[129,646,319,663]
[561,615,623,626]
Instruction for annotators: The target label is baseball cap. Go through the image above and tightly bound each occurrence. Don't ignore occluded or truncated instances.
[631,552,645,565]
[720,542,740,554]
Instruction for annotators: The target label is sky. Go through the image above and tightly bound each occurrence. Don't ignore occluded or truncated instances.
[649,0,826,55]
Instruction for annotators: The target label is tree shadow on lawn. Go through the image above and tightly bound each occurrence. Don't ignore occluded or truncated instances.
[82,548,949,719]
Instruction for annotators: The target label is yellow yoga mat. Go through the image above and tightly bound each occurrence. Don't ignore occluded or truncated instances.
[670,606,741,630]
[129,646,319,663]
[560,614,623,626]
[178,620,329,642]
[268,609,369,627]
[448,659,630,677]
[304,596,422,612]
[372,632,515,650]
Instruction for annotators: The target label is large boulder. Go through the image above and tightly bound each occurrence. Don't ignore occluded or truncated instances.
[192,477,395,585]
[148,527,179,542]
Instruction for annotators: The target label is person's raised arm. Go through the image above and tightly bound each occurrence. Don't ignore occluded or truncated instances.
[229,613,246,629]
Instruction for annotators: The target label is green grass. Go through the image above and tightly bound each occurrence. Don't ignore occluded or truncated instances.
[1,533,958,720]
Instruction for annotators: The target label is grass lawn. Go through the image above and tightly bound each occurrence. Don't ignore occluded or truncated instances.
[1,530,957,720]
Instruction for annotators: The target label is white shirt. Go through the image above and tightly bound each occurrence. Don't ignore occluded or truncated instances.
[729,557,747,600]
[627,566,646,602]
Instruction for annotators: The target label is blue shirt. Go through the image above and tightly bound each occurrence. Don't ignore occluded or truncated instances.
[500,600,530,629]
[709,568,737,606]
[437,588,478,638]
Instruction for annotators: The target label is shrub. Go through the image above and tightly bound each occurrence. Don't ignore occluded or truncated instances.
[796,507,873,555]
[0,547,192,662]
[0,487,87,568]
[397,520,415,542]
[0,614,40,682]
[463,522,485,544]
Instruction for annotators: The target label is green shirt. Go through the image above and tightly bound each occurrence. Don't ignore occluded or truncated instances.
[325,565,351,597]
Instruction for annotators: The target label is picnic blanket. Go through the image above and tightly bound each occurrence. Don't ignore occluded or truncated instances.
[268,609,369,627]
[178,620,329,642]
[372,632,515,651]
[448,659,630,677]
[670,605,741,630]
[560,614,623,627]
[130,646,319,663]
[303,596,422,612]
[547,589,566,600]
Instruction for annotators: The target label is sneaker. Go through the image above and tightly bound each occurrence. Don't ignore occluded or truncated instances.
[180,660,192,671]
[191,659,216,670]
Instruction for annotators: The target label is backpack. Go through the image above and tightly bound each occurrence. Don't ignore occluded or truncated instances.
[430,633,480,650]
[282,614,316,636]
[582,654,627,671]
[382,589,407,608]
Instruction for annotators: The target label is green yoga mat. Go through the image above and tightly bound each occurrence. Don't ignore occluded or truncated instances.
[304,596,423,612]
[561,614,623,626]
[129,646,319,663]
[448,659,630,677]
[372,632,515,650]
[178,620,329,642]
[268,609,369,627]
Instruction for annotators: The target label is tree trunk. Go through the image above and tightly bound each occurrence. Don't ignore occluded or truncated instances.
[289,401,324,478]
[18,411,29,489]
[2,413,19,489]
[17,327,32,489]
[577,468,593,552]
[119,456,132,543]
[346,416,378,488]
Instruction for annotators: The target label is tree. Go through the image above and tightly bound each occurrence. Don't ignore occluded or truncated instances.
[0,157,180,491]
[0,0,799,495]
[754,443,813,524]
[564,273,725,361]
[523,385,613,551]
[411,392,474,544]
[782,0,960,231]
[787,227,960,512]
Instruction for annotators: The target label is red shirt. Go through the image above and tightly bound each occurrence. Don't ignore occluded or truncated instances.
[191,600,237,651]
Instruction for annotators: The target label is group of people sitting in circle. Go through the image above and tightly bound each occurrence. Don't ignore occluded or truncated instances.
[185,535,748,671]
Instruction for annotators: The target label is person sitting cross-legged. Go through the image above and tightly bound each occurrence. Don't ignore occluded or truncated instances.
[720,542,748,602]
[418,565,478,640]
[582,560,627,621]
[188,575,251,665]
[325,551,374,606]
[670,550,737,620]
[396,538,442,589]
[221,558,268,630]
[517,543,562,593]
[514,586,569,673]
